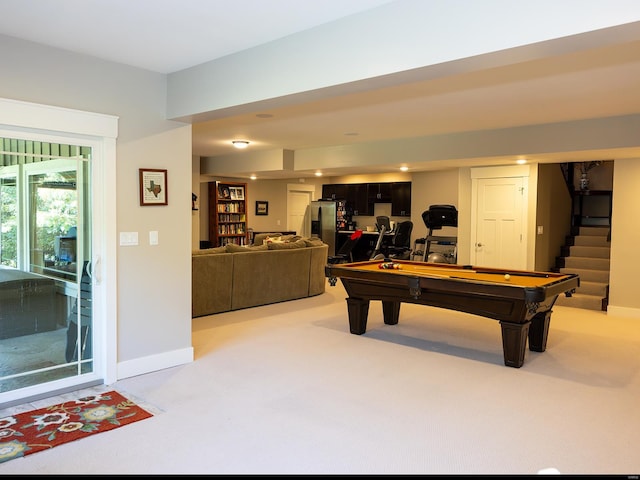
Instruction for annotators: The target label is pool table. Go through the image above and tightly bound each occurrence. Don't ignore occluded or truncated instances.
[325,259,580,368]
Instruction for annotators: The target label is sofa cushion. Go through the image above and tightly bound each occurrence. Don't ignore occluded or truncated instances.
[267,239,307,250]
[231,248,311,309]
[193,246,227,255]
[191,253,233,316]
[226,243,268,253]
[308,243,329,296]
[302,237,325,247]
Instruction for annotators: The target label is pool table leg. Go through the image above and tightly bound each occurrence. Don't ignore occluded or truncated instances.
[528,310,551,352]
[499,321,530,368]
[381,301,401,326]
[346,298,370,334]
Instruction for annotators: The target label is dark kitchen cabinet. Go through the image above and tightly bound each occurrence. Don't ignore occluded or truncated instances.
[391,182,411,216]
[367,182,392,203]
[323,181,411,217]
[321,183,348,200]
[347,183,369,216]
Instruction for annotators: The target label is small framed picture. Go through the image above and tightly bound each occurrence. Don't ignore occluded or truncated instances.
[255,201,268,216]
[218,184,231,199]
[229,186,245,200]
[139,168,168,206]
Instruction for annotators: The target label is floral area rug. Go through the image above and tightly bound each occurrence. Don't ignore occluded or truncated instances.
[0,390,153,463]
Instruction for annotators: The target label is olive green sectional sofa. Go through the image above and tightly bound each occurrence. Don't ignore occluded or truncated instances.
[192,234,328,317]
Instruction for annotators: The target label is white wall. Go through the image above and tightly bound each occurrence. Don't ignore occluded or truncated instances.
[608,158,640,316]
[0,34,193,377]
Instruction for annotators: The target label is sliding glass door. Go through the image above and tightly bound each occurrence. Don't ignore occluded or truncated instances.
[0,137,94,395]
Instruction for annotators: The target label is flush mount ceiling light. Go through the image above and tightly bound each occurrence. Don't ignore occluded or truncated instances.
[232,140,250,149]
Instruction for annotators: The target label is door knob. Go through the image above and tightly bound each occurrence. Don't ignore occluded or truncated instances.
[476,242,483,247]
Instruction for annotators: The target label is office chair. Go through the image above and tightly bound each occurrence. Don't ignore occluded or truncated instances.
[327,229,363,286]
[381,220,413,260]
[376,216,391,232]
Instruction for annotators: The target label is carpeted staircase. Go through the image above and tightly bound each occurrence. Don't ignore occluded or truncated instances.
[553,226,610,311]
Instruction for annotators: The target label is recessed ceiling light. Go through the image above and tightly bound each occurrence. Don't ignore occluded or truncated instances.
[315,172,323,177]
[400,166,409,172]
[232,140,250,149]
[516,159,527,164]
[250,175,257,180]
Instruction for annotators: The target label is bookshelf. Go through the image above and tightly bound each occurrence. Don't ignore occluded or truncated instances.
[208,181,248,246]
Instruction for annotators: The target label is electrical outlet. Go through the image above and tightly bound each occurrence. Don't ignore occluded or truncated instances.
[119,232,138,246]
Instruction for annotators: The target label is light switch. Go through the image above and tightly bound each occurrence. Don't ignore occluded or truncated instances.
[149,230,159,245]
[537,226,544,235]
[120,232,139,246]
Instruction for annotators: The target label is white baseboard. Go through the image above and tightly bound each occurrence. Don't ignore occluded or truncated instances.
[606,305,640,318]
[115,347,194,381]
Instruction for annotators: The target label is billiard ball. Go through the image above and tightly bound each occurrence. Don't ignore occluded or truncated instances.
[504,274,511,280]
[378,262,401,270]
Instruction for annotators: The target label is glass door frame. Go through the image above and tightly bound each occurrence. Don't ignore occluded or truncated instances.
[0,97,117,407]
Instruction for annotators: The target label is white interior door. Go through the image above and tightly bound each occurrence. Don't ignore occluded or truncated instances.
[472,176,527,269]
[287,184,315,237]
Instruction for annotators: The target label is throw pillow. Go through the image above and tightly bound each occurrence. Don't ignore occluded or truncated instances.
[267,239,307,250]
[253,232,282,246]
[265,236,284,244]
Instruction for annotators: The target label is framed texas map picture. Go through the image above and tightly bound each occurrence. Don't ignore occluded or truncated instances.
[139,168,168,206]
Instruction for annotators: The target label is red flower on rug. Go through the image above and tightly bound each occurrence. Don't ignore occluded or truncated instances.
[0,390,153,463]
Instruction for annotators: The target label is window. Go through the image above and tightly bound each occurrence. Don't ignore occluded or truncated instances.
[0,136,93,393]
[0,169,18,267]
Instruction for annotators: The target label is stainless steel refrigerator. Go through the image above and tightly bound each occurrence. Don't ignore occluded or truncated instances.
[309,200,346,256]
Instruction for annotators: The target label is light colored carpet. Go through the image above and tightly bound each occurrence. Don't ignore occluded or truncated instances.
[1,280,639,475]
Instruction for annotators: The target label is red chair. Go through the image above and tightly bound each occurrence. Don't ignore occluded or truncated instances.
[327,229,363,286]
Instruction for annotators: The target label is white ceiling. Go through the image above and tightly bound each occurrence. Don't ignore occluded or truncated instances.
[0,0,394,74]
[2,0,640,179]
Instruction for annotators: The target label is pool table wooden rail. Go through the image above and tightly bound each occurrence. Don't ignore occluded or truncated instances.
[325,260,580,368]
